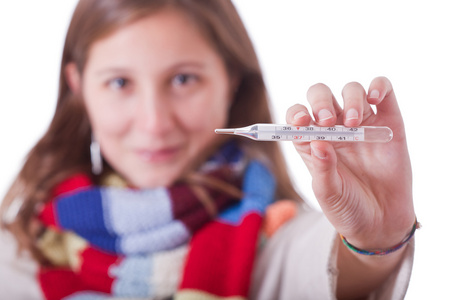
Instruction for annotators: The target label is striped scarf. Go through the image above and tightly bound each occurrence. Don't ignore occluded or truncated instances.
[37,143,275,300]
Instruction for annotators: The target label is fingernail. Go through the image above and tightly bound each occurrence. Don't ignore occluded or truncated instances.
[368,89,380,100]
[294,111,308,121]
[311,143,327,159]
[318,109,333,122]
[345,108,359,121]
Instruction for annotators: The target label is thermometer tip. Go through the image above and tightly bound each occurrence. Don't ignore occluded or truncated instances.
[215,128,234,134]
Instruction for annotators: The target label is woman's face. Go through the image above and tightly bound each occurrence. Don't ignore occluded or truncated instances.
[80,9,232,188]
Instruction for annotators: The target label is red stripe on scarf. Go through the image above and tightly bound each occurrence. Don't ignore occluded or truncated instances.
[179,213,262,297]
[79,247,118,292]
[38,246,119,299]
[39,269,86,300]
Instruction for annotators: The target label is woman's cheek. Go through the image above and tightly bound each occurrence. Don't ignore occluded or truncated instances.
[183,92,229,131]
[87,98,131,135]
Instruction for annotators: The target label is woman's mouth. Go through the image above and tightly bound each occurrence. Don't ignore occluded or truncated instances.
[135,146,181,163]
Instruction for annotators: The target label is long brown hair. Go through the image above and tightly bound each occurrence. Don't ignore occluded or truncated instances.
[1,0,302,260]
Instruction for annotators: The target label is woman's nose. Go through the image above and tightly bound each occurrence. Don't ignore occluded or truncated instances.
[135,88,175,136]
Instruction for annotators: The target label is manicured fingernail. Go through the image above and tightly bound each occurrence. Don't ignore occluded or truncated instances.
[311,143,327,159]
[318,109,333,122]
[346,108,359,121]
[294,111,308,121]
[368,89,380,100]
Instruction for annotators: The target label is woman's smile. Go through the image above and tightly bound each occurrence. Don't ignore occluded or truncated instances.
[134,145,182,163]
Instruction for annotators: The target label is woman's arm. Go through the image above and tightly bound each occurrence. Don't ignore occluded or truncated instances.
[286,76,416,299]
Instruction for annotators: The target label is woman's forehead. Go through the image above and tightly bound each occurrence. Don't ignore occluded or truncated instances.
[84,10,223,74]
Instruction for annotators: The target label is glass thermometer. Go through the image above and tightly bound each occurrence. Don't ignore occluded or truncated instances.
[215,123,393,143]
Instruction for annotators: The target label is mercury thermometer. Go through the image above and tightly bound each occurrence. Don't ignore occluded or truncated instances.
[215,124,393,143]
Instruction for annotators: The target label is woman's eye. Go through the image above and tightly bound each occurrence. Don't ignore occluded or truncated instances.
[108,78,128,90]
[172,73,197,86]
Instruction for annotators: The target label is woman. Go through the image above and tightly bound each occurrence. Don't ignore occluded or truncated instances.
[0,0,416,299]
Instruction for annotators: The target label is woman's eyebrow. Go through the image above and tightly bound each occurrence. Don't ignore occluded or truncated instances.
[167,61,207,70]
[94,67,131,76]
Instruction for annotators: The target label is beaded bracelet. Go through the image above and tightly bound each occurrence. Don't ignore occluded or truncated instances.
[340,218,419,256]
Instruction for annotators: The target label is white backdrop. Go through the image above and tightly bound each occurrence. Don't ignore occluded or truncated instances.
[0,1,449,298]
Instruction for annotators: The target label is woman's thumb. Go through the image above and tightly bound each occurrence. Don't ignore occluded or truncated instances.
[310,141,342,207]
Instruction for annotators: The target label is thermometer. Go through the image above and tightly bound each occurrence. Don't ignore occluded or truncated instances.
[215,124,393,143]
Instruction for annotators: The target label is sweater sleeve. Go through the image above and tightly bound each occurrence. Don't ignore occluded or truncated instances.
[0,230,43,300]
[250,204,414,300]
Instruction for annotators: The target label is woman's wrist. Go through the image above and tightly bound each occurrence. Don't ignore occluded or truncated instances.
[339,217,419,257]
[339,217,419,256]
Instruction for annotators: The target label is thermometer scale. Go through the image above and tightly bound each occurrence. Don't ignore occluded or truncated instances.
[215,124,393,143]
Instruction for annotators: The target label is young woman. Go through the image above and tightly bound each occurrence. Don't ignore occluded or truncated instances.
[0,0,416,299]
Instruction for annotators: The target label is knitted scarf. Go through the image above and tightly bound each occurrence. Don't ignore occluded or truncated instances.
[37,143,275,300]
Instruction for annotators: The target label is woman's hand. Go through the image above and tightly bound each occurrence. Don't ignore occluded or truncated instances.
[286,76,415,251]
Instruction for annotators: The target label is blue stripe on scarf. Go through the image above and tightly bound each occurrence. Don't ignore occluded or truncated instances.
[218,160,275,225]
[56,188,104,231]
[101,187,173,235]
[56,189,117,252]
[119,221,190,254]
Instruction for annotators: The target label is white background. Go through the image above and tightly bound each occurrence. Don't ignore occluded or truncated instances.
[0,1,449,298]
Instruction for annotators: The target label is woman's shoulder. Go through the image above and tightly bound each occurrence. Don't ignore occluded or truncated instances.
[0,230,43,299]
